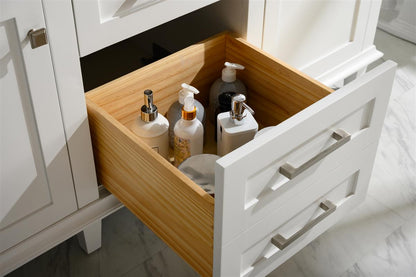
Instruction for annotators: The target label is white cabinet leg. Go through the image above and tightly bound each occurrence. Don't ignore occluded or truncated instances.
[77,219,102,254]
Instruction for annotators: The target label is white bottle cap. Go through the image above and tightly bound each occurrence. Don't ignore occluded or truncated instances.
[179,83,199,104]
[222,62,245,82]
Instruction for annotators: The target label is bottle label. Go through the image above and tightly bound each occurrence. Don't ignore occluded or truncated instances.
[174,136,191,167]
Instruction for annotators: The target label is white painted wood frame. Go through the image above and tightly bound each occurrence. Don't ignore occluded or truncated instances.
[72,0,220,56]
[0,188,122,276]
[244,0,384,87]
[42,0,99,208]
[0,0,78,253]
[213,61,396,276]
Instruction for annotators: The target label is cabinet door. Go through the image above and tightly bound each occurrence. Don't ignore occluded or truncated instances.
[0,0,77,252]
[72,0,220,56]
[260,0,382,85]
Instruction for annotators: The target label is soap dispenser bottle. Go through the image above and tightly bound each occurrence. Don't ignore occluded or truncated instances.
[209,62,247,123]
[130,89,169,160]
[217,94,258,156]
[173,95,204,167]
[167,83,205,148]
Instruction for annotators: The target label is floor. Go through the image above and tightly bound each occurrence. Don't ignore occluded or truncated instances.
[7,29,415,277]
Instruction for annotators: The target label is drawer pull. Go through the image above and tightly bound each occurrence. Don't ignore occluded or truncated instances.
[271,200,336,250]
[279,129,351,179]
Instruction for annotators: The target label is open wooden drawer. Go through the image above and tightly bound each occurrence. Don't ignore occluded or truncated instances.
[85,33,396,277]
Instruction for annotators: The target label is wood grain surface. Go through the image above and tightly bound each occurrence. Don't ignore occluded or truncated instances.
[226,36,333,126]
[86,99,215,276]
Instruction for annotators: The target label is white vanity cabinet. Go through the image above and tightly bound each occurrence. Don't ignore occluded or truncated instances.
[72,0,220,56]
[1,0,394,276]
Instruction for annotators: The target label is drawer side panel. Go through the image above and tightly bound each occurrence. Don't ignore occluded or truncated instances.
[225,36,334,126]
[86,99,214,277]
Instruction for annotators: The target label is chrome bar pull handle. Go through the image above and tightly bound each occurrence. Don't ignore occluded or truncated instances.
[271,200,336,250]
[279,129,351,179]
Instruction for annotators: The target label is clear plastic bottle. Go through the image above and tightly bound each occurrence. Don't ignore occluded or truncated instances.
[173,95,204,167]
[166,83,205,148]
[130,89,169,160]
[209,62,247,124]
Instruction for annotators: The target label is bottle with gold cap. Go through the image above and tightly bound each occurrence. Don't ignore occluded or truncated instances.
[167,83,205,148]
[173,94,204,167]
[131,89,169,160]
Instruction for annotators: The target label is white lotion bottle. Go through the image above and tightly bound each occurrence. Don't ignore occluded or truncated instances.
[217,94,258,156]
[130,89,169,160]
[166,83,205,148]
[173,95,204,167]
[209,62,247,124]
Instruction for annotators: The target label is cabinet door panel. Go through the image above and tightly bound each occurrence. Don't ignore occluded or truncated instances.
[0,18,50,227]
[261,0,382,84]
[0,0,77,253]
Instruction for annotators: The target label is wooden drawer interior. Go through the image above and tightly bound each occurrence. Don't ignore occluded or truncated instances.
[85,32,333,276]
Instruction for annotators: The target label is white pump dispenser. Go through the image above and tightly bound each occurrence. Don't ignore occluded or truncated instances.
[209,62,247,125]
[179,83,199,103]
[173,94,204,166]
[217,94,258,156]
[130,89,169,159]
[184,95,194,112]
[167,83,205,148]
[222,62,245,82]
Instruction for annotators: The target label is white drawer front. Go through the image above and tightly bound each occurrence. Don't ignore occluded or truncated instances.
[220,143,378,277]
[72,0,219,56]
[242,101,374,223]
[213,61,396,276]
